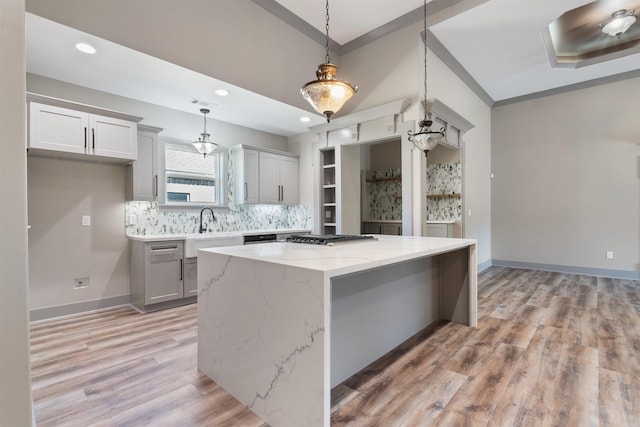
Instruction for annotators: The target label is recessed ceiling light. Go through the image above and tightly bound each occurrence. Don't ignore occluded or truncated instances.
[215,89,229,96]
[300,117,311,122]
[75,42,96,54]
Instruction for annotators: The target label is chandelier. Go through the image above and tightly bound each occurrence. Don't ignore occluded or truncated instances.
[300,0,358,122]
[192,108,218,157]
[600,9,636,37]
[408,0,445,156]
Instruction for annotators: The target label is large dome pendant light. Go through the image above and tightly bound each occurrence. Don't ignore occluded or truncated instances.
[192,108,218,157]
[408,0,445,157]
[300,0,358,122]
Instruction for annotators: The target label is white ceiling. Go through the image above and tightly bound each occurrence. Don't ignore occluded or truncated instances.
[25,13,327,137]
[26,0,640,136]
[276,0,640,102]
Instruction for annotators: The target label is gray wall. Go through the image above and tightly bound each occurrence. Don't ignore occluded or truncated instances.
[0,0,32,424]
[492,77,640,276]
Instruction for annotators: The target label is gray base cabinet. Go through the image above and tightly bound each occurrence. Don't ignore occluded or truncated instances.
[183,257,198,297]
[130,240,195,312]
[362,221,402,235]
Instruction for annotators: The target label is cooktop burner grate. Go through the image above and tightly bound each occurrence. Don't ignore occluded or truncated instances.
[286,234,377,245]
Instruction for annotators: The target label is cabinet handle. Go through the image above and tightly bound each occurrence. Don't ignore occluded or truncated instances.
[151,246,178,253]
[84,127,87,149]
[379,226,382,234]
[244,182,248,201]
[153,175,158,198]
[279,185,283,202]
[180,259,183,281]
[92,128,95,150]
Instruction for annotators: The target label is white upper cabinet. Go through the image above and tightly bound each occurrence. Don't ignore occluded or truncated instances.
[28,103,88,155]
[259,151,299,205]
[232,145,299,205]
[89,114,137,160]
[28,97,141,162]
[233,147,259,205]
[278,154,299,205]
[258,151,280,204]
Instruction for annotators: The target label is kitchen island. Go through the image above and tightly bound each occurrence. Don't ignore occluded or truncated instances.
[197,235,477,427]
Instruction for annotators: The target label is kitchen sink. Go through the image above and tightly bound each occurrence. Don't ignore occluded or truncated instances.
[184,233,244,258]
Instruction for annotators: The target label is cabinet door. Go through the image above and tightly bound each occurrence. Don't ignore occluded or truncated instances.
[28,102,88,154]
[362,223,382,234]
[426,224,448,237]
[279,155,299,205]
[243,149,260,204]
[130,130,158,201]
[90,114,137,160]
[183,258,198,297]
[258,151,280,204]
[144,242,183,305]
[381,223,402,236]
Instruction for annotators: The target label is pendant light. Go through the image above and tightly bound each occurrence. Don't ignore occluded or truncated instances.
[600,9,636,37]
[192,108,218,157]
[300,0,358,122]
[408,0,445,157]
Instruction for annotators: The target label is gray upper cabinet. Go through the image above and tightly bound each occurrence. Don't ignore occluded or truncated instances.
[27,95,141,162]
[127,125,162,201]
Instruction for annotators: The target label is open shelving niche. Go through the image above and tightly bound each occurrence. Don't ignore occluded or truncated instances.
[320,148,337,234]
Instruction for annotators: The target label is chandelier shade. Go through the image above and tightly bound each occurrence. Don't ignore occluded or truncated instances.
[600,9,636,37]
[192,108,218,157]
[301,63,357,122]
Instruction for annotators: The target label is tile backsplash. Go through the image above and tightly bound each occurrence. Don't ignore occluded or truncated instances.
[125,201,310,235]
[427,161,462,221]
[368,168,402,221]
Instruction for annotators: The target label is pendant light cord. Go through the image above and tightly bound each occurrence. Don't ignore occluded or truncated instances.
[325,0,331,63]
[423,0,428,122]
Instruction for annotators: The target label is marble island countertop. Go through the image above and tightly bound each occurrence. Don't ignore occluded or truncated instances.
[197,233,477,427]
[200,234,476,277]
[126,228,311,242]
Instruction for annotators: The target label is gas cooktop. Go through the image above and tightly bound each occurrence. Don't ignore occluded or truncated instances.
[286,234,377,246]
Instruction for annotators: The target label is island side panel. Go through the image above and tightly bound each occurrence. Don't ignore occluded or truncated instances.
[197,251,329,427]
[438,245,477,327]
[330,256,439,387]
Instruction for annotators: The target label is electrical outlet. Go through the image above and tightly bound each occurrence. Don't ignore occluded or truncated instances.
[74,277,90,289]
[606,251,614,259]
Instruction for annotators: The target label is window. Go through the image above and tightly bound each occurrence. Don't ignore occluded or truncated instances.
[163,143,224,206]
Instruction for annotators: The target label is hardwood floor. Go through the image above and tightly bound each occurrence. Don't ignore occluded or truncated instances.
[31,267,640,426]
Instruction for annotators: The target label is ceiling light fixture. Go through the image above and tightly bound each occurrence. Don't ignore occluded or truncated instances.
[600,9,637,37]
[75,42,96,54]
[300,117,311,123]
[300,0,358,122]
[192,108,218,157]
[408,0,445,157]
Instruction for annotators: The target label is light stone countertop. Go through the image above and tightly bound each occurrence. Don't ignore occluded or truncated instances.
[200,234,476,277]
[126,228,311,242]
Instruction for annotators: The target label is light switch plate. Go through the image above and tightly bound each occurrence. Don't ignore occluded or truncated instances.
[82,215,91,226]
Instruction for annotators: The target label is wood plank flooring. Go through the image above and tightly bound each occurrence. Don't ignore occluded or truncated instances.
[31,267,640,426]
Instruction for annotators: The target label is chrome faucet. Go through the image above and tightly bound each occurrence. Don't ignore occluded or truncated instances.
[199,206,216,234]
